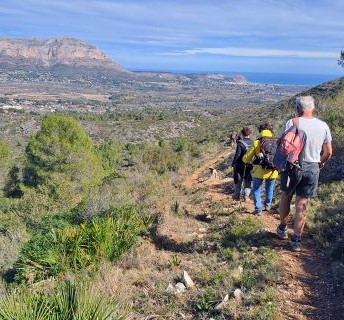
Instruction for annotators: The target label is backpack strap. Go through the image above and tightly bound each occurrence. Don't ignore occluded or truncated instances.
[291,117,304,167]
[292,117,299,127]
[239,140,249,150]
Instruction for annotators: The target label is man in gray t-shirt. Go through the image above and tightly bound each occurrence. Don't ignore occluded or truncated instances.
[284,117,332,163]
[276,96,333,251]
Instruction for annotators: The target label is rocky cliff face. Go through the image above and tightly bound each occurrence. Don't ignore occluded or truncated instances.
[0,37,127,73]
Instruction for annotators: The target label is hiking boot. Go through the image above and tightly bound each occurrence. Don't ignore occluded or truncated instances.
[232,195,240,201]
[243,196,250,203]
[276,225,288,239]
[290,234,301,251]
[254,210,262,216]
[290,240,301,252]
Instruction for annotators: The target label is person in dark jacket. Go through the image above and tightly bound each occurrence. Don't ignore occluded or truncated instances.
[232,127,253,201]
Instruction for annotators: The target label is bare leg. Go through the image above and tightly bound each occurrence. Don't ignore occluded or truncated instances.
[279,191,293,225]
[293,196,308,237]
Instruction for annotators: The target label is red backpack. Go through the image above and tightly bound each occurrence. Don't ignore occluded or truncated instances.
[273,118,307,172]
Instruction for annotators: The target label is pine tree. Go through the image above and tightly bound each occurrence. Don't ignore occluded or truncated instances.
[24,114,104,206]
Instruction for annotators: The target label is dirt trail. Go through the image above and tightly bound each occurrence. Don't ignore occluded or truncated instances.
[182,150,344,320]
[182,149,231,188]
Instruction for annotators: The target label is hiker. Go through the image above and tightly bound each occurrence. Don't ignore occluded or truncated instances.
[276,96,332,251]
[243,123,279,215]
[229,130,238,146]
[231,127,253,202]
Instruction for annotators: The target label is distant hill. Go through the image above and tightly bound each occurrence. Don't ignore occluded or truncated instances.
[302,76,344,101]
[0,37,254,86]
[268,75,344,122]
[0,37,128,74]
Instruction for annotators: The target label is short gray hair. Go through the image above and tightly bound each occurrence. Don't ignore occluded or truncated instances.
[295,96,315,111]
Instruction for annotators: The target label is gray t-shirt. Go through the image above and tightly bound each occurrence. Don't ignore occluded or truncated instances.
[284,117,332,163]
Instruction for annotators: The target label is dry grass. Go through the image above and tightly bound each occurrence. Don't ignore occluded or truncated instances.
[155,211,206,245]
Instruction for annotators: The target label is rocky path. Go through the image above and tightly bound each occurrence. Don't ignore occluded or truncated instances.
[182,149,344,320]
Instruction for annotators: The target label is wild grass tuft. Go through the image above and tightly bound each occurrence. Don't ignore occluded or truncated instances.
[0,281,130,320]
[221,215,264,249]
[15,205,143,283]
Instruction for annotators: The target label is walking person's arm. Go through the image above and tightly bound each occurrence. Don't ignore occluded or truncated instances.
[242,141,257,164]
[319,142,333,169]
[232,143,242,167]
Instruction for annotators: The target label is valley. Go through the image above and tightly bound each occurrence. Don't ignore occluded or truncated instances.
[0,36,343,320]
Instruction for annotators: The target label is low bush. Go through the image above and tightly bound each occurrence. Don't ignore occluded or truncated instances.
[15,205,143,283]
[96,142,125,177]
[309,181,344,265]
[322,89,344,149]
[0,140,12,192]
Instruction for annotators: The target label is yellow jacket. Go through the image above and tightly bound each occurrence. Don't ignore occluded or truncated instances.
[242,129,279,180]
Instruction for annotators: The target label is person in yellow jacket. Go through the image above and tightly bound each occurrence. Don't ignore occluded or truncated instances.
[243,123,278,215]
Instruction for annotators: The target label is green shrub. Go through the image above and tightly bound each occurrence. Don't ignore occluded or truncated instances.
[96,142,125,177]
[3,165,23,198]
[0,141,10,165]
[142,143,183,174]
[309,181,344,263]
[0,281,129,320]
[194,287,217,314]
[15,206,143,283]
[321,89,344,149]
[321,107,344,149]
[124,143,146,167]
[172,137,189,152]
[0,140,12,191]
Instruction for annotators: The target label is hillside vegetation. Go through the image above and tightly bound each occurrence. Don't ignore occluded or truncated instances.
[0,76,343,319]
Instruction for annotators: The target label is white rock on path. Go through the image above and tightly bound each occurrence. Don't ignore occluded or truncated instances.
[166,283,175,294]
[214,294,229,310]
[175,282,187,294]
[166,283,186,295]
[182,270,195,288]
[233,288,242,301]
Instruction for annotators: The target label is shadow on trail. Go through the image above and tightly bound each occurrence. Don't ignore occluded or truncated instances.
[195,213,214,223]
[150,232,218,254]
[149,217,218,254]
[209,180,234,195]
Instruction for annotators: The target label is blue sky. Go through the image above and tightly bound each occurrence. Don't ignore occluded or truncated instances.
[0,0,343,75]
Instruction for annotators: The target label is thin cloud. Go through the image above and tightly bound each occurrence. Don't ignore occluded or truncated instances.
[165,47,337,59]
[0,0,343,74]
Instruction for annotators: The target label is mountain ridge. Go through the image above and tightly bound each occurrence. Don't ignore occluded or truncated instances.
[0,37,128,73]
